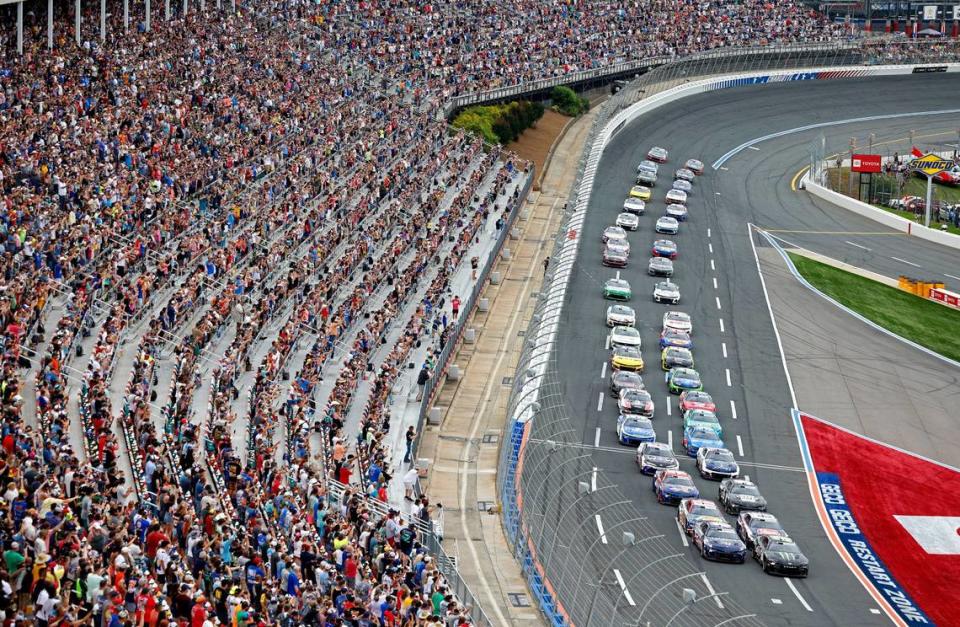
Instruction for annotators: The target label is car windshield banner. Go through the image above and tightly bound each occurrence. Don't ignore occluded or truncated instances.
[815,472,931,625]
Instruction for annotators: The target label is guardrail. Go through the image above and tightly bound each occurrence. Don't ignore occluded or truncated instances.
[493,42,960,627]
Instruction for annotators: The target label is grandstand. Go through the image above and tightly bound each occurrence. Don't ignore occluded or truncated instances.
[0,0,862,624]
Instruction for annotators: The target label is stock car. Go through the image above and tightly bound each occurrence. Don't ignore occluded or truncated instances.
[623,197,646,215]
[684,158,704,175]
[637,159,659,175]
[736,512,788,550]
[659,328,692,350]
[693,522,748,563]
[603,225,628,243]
[665,204,688,222]
[606,304,636,327]
[616,212,640,231]
[661,346,694,370]
[647,256,674,277]
[609,325,642,348]
[674,168,696,182]
[655,216,679,234]
[611,345,644,372]
[653,280,681,304]
[602,246,629,268]
[653,469,699,505]
[603,278,632,300]
[636,170,657,186]
[754,535,810,578]
[609,370,644,397]
[637,442,679,475]
[682,426,724,457]
[629,185,652,200]
[678,498,724,535]
[617,414,656,445]
[665,189,688,205]
[662,311,692,334]
[647,146,669,163]
[651,239,677,259]
[683,409,722,436]
[618,388,655,417]
[719,479,768,514]
[667,367,701,394]
[679,390,715,413]
[696,447,740,480]
[672,179,692,194]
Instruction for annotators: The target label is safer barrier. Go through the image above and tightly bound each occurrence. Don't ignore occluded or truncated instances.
[497,43,960,627]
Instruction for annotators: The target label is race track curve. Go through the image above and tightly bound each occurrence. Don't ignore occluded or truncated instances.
[556,72,960,626]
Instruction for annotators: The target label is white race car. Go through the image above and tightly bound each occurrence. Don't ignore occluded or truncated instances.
[610,325,642,348]
[603,225,627,243]
[653,280,681,304]
[672,179,692,194]
[623,198,646,215]
[665,204,688,222]
[637,160,659,175]
[662,311,692,334]
[616,212,640,231]
[655,216,679,234]
[674,168,696,182]
[606,304,636,327]
[665,189,688,205]
[684,159,704,175]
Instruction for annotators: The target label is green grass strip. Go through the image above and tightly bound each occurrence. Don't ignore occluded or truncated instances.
[787,252,960,363]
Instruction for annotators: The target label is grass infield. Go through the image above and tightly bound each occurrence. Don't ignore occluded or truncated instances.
[788,252,960,363]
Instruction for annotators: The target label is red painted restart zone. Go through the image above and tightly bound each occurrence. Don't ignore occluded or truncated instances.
[801,413,960,625]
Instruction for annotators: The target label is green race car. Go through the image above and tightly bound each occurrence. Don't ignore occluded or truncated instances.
[667,367,702,394]
[604,278,632,301]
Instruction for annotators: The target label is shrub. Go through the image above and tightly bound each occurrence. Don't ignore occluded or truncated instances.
[451,100,545,145]
[551,85,588,116]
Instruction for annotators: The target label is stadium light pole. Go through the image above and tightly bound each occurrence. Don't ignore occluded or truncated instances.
[165,0,170,21]
[100,0,106,42]
[16,1,22,55]
[75,0,80,46]
[146,0,151,32]
[47,0,53,49]
[124,0,129,31]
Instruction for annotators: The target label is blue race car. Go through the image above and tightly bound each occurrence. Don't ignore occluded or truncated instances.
[617,415,656,445]
[697,447,740,481]
[659,329,692,350]
[653,470,700,505]
[693,522,748,563]
[651,239,678,259]
[682,426,724,457]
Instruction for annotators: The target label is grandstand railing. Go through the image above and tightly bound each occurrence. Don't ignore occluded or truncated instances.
[443,37,960,117]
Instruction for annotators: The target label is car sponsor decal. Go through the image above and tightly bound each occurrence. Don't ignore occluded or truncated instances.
[814,472,931,625]
[793,410,960,625]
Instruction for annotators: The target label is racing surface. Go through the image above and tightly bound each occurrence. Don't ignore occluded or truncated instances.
[557,73,960,625]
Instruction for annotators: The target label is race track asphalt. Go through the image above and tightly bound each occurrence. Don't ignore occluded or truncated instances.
[554,73,960,626]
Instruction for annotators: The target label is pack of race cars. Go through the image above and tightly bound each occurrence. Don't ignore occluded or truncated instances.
[600,146,809,578]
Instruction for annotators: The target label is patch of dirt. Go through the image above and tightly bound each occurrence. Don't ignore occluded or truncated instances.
[508,110,571,190]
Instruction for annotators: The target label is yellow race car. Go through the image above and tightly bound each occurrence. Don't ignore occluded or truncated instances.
[629,185,652,200]
[661,346,694,371]
[611,345,644,372]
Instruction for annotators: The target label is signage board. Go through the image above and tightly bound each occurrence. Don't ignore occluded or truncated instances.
[851,154,882,173]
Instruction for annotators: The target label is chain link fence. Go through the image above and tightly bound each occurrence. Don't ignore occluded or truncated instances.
[494,38,960,627]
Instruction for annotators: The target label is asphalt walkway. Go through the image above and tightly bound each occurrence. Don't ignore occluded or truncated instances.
[411,108,599,626]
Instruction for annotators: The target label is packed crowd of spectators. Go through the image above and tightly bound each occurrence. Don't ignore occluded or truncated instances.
[6,0,946,624]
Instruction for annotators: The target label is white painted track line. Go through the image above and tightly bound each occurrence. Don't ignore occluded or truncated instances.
[772,598,783,605]
[702,574,725,609]
[786,579,814,612]
[748,146,761,151]
[725,368,732,387]
[722,342,728,358]
[666,396,672,416]
[719,318,725,333]
[597,393,604,411]
[605,335,611,350]
[591,466,598,492]
[616,270,621,279]
[715,296,722,310]
[730,399,738,420]
[708,243,714,254]
[710,259,716,271]
[667,429,673,450]
[675,519,689,546]
[946,273,960,282]
[600,362,607,379]
[736,435,745,457]
[594,427,601,448]
[713,277,718,289]
[707,228,712,237]
[890,256,920,268]
[614,569,636,606]
[845,241,871,251]
[596,515,608,544]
